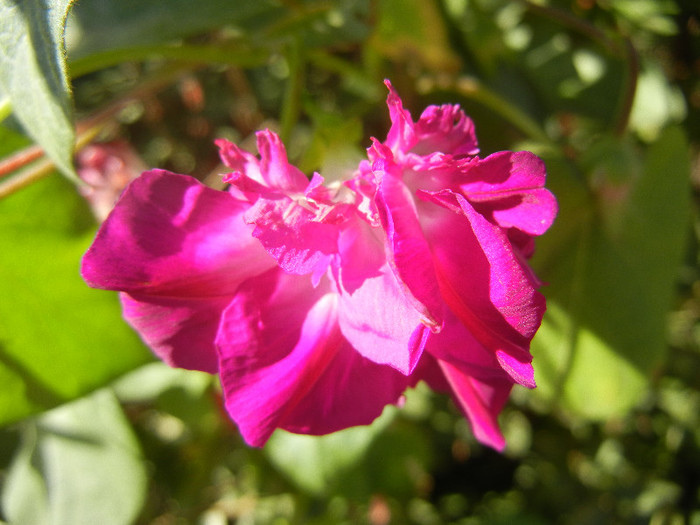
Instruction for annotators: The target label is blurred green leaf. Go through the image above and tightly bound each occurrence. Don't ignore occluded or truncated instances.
[2,389,147,525]
[264,407,396,496]
[67,0,370,68]
[629,62,687,142]
[370,0,460,72]
[112,362,211,405]
[0,172,151,426]
[0,0,76,179]
[533,127,691,419]
[67,0,280,60]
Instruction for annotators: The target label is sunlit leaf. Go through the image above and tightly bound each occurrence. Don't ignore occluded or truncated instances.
[265,407,396,495]
[0,0,76,179]
[0,173,151,426]
[532,127,691,419]
[2,390,147,525]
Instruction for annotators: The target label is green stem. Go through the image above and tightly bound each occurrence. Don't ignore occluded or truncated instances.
[279,38,304,145]
[614,38,639,136]
[69,43,270,78]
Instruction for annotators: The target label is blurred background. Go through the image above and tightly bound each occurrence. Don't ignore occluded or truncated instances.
[0,0,698,523]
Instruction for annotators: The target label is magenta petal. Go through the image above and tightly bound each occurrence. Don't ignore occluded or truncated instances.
[255,130,309,191]
[375,168,444,329]
[245,196,337,277]
[81,169,274,296]
[279,332,412,437]
[438,359,512,451]
[419,190,542,387]
[120,292,227,373]
[426,310,532,384]
[215,138,264,185]
[412,104,479,157]
[81,169,275,372]
[461,151,558,235]
[335,214,385,294]
[337,264,429,375]
[216,270,409,446]
[384,80,417,154]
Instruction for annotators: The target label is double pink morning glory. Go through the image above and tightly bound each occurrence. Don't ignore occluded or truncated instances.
[82,81,557,450]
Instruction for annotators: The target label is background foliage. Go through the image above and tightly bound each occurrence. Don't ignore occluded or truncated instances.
[0,0,699,523]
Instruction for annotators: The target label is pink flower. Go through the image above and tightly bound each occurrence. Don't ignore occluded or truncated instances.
[344,81,558,449]
[81,81,556,450]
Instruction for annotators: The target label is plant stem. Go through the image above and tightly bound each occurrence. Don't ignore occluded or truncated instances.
[279,38,304,145]
[69,44,270,78]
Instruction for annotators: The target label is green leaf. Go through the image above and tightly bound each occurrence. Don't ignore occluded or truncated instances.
[264,407,396,496]
[532,127,691,419]
[67,0,280,61]
[0,172,151,426]
[0,0,76,179]
[369,0,460,71]
[2,389,147,525]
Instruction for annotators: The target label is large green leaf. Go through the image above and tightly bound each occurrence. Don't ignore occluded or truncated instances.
[532,127,691,419]
[67,0,370,64]
[265,408,396,496]
[0,172,151,426]
[0,0,76,179]
[67,0,279,60]
[2,389,147,525]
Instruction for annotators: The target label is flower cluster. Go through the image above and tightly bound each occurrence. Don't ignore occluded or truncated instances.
[82,81,557,450]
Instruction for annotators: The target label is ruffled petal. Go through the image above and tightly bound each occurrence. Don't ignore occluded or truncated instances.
[426,310,529,384]
[412,103,479,157]
[216,138,264,186]
[81,169,275,372]
[418,189,543,387]
[81,169,274,296]
[374,166,444,329]
[216,270,409,446]
[384,80,417,154]
[245,195,337,278]
[438,359,513,451]
[337,263,429,375]
[335,213,385,294]
[120,292,228,373]
[256,130,309,191]
[460,151,558,235]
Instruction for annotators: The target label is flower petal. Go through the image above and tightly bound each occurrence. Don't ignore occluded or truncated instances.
[245,195,337,278]
[337,263,429,375]
[335,213,385,294]
[375,165,444,329]
[460,151,558,235]
[438,359,512,451]
[120,292,229,373]
[81,169,273,296]
[81,169,275,372]
[216,270,409,446]
[419,189,543,387]
[384,80,417,155]
[426,310,529,384]
[412,103,479,157]
[256,130,309,191]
